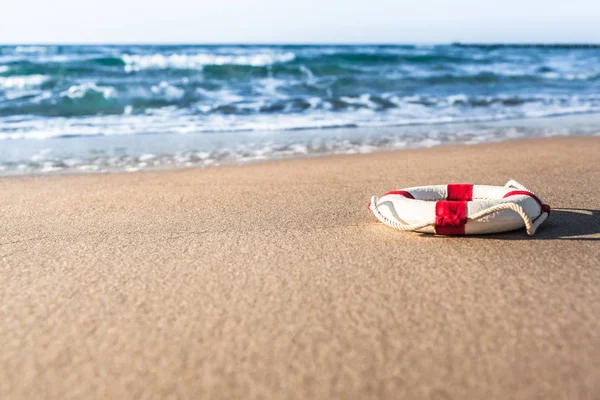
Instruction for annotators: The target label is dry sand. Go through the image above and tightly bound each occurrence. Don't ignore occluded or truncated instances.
[1,137,599,399]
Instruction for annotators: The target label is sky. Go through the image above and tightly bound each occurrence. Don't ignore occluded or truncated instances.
[1,0,599,44]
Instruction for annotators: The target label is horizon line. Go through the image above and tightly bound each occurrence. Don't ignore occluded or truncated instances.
[2,42,600,47]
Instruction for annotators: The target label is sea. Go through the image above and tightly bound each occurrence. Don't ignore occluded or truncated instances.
[1,44,599,174]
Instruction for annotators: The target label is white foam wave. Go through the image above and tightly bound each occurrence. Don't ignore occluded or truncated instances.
[2,105,599,143]
[0,75,49,90]
[2,91,600,142]
[151,81,185,101]
[196,87,244,104]
[15,46,48,54]
[60,83,116,99]
[340,94,378,108]
[122,52,295,72]
[455,60,600,81]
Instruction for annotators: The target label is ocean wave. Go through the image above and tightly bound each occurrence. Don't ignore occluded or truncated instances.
[3,82,600,120]
[60,83,116,99]
[3,96,600,141]
[0,81,196,117]
[0,83,122,117]
[151,81,185,101]
[15,46,48,54]
[0,74,49,90]
[0,60,102,77]
[295,52,473,65]
[121,52,296,72]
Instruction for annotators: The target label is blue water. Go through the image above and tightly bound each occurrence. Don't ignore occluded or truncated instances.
[1,44,600,173]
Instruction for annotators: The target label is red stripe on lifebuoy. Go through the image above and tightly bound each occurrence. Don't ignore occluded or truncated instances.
[503,190,541,206]
[447,184,473,201]
[503,190,550,214]
[382,190,415,199]
[435,201,468,235]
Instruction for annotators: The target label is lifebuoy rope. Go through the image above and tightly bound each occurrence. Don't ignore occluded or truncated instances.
[369,180,550,236]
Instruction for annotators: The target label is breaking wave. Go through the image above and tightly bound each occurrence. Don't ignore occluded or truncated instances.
[121,52,296,72]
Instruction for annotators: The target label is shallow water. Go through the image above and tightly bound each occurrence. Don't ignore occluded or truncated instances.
[0,113,597,175]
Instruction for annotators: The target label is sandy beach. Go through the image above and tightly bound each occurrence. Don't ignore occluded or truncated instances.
[1,136,599,399]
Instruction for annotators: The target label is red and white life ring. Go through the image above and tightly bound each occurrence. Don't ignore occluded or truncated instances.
[368,180,550,236]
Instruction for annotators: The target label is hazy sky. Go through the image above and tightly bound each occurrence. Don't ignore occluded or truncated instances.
[1,0,599,44]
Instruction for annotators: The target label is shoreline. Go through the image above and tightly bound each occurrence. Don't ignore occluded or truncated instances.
[2,112,600,177]
[2,137,600,399]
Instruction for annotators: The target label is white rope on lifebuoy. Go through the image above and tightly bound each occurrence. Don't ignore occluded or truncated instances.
[369,180,550,236]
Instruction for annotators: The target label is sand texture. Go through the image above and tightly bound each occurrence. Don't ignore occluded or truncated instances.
[1,137,600,399]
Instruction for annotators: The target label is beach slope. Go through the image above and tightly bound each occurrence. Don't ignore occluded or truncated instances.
[1,137,599,399]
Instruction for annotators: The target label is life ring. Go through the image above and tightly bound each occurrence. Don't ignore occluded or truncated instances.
[368,180,550,236]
